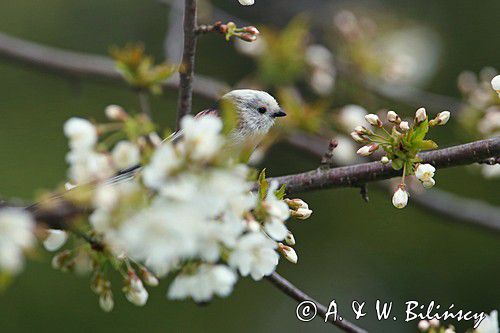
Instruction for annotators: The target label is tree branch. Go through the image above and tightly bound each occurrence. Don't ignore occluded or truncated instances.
[266,272,368,333]
[176,0,198,129]
[271,137,500,194]
[0,31,228,101]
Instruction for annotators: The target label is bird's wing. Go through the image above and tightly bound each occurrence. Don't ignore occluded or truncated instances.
[164,108,220,143]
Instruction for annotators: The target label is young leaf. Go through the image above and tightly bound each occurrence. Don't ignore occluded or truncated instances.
[258,169,269,201]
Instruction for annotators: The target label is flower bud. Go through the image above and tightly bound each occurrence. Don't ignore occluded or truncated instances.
[239,33,257,42]
[365,114,382,127]
[285,231,296,246]
[422,178,435,188]
[238,0,255,5]
[105,105,128,121]
[356,143,378,156]
[399,121,410,132]
[43,229,68,252]
[99,291,114,312]
[243,26,260,35]
[429,318,440,327]
[350,131,367,143]
[491,75,500,92]
[125,276,149,306]
[51,250,71,270]
[415,107,427,124]
[392,185,409,209]
[387,110,401,123]
[141,268,159,287]
[418,320,430,331]
[381,156,390,164]
[430,111,450,126]
[278,243,298,264]
[291,207,313,219]
[284,198,308,210]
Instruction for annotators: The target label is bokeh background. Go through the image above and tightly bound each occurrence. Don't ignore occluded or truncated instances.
[0,0,498,332]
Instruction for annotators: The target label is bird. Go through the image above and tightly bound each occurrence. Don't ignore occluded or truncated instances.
[171,89,286,147]
[111,89,286,183]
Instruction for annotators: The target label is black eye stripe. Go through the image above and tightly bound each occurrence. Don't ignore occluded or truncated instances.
[258,107,267,114]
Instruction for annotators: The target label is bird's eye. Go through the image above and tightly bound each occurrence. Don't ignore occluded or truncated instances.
[257,106,267,114]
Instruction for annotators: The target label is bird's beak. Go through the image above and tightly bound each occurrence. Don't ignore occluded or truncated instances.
[272,109,287,118]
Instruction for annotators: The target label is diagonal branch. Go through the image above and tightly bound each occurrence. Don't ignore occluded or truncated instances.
[0,31,229,101]
[269,137,500,194]
[266,272,368,333]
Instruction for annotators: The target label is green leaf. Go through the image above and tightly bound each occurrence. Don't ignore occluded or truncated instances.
[275,184,286,200]
[391,158,404,170]
[411,119,429,143]
[258,169,269,201]
[415,139,438,150]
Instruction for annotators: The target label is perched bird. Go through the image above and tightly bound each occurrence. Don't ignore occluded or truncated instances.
[170,89,286,148]
[112,89,286,182]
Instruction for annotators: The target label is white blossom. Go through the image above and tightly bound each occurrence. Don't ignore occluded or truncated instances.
[179,115,223,162]
[263,182,290,241]
[168,264,237,302]
[43,229,68,252]
[238,0,254,5]
[357,144,378,156]
[142,143,181,191]
[415,164,436,188]
[229,232,279,280]
[491,75,500,92]
[392,187,409,209]
[0,208,35,274]
[63,118,97,150]
[339,105,368,129]
[112,141,140,170]
[476,310,499,333]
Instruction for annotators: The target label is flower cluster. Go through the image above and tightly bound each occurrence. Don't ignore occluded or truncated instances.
[211,21,260,42]
[417,310,499,333]
[0,208,35,275]
[457,68,500,178]
[54,109,312,311]
[350,108,450,208]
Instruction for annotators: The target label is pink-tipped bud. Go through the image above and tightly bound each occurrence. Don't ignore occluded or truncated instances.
[350,131,367,143]
[365,114,383,127]
[399,121,410,132]
[415,107,427,124]
[430,111,450,126]
[244,26,260,35]
[387,110,401,123]
[239,33,257,42]
[105,105,128,121]
[278,243,298,264]
[392,185,409,209]
[357,143,378,156]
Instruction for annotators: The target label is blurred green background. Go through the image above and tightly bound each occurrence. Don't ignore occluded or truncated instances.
[0,0,498,332]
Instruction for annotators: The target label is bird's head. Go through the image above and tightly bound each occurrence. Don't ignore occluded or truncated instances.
[220,89,286,136]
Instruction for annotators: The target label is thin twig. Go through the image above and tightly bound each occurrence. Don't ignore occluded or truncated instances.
[266,272,368,333]
[0,31,229,101]
[176,0,198,129]
[137,90,152,118]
